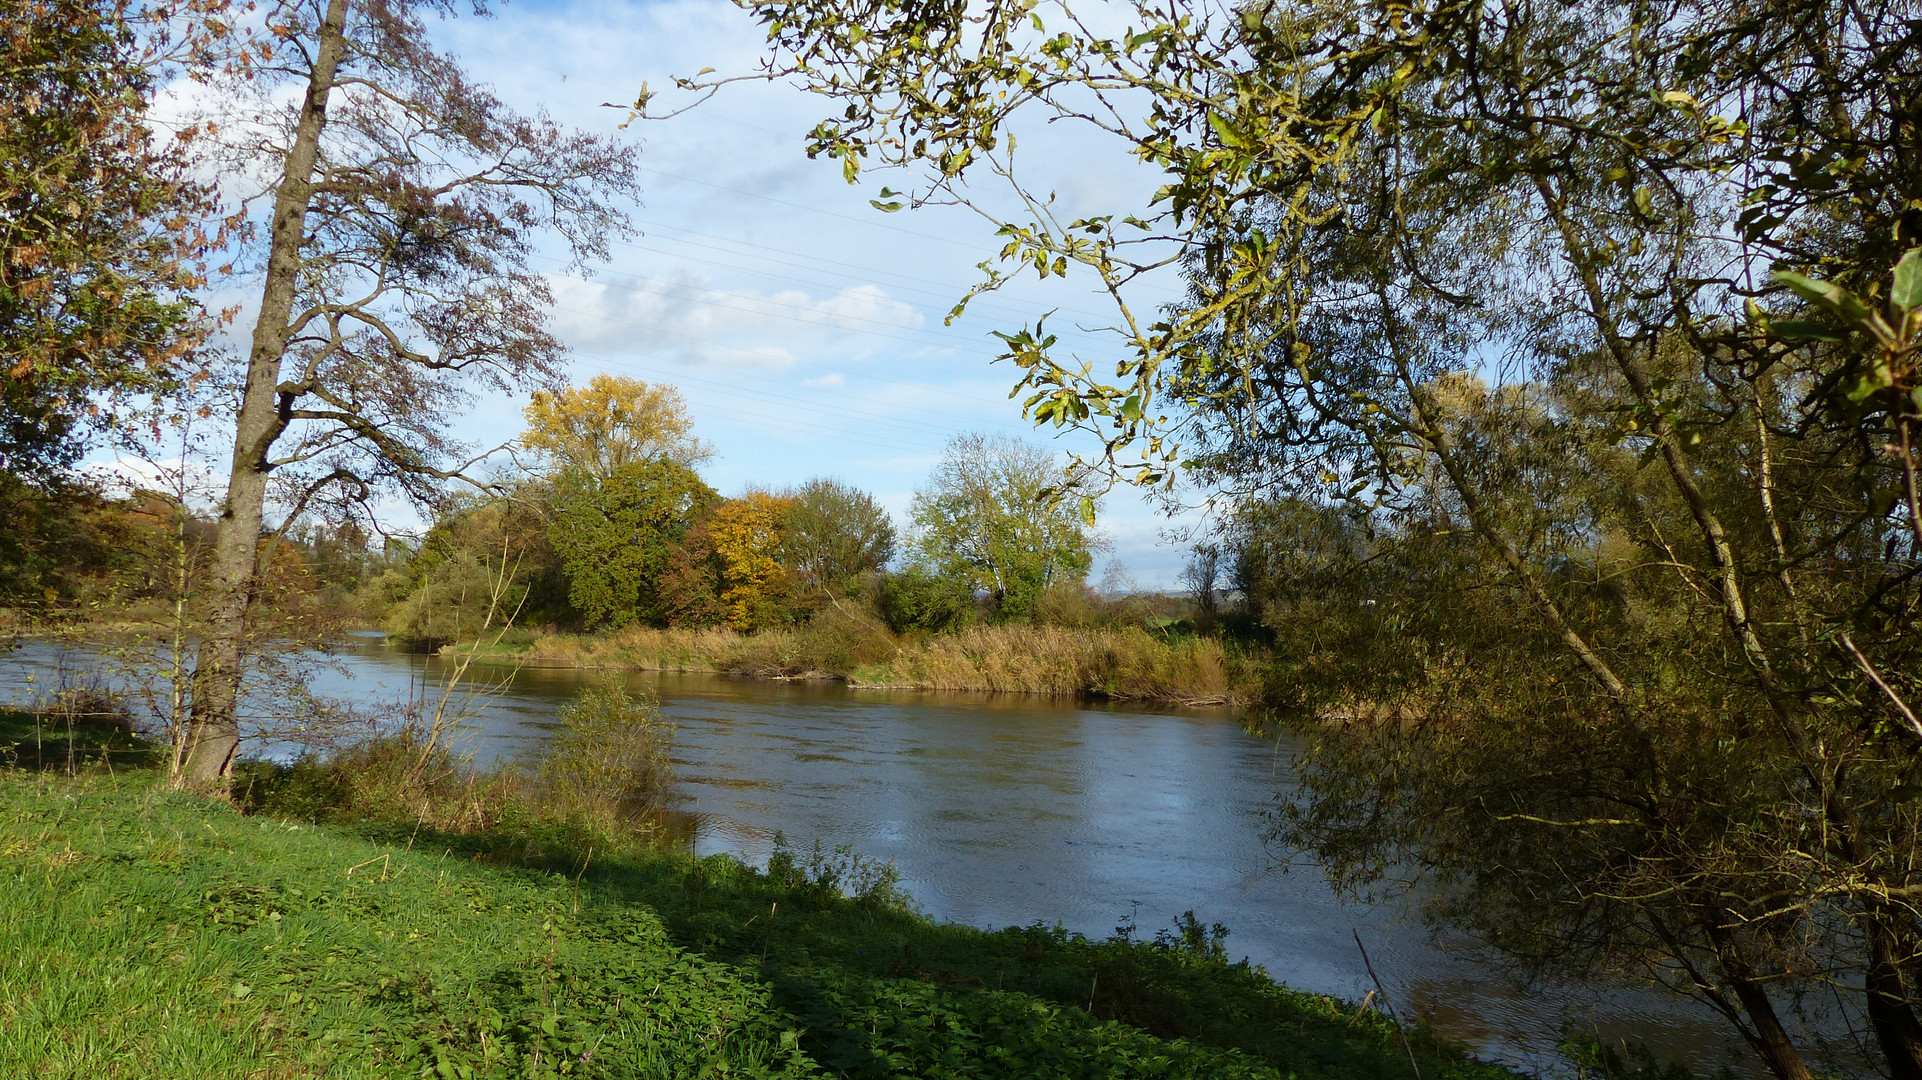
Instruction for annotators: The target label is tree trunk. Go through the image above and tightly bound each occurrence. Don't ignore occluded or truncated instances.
[180,0,352,787]
[1704,919,1815,1080]
[1725,973,1816,1080]
[1866,921,1922,1080]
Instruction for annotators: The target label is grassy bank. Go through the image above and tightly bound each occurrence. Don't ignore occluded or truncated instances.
[1,712,1516,1080]
[462,623,1257,707]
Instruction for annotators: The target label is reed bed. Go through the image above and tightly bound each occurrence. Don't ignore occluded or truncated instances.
[468,622,1254,707]
[858,625,1243,706]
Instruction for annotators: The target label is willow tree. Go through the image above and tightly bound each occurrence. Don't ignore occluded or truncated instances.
[684,0,1922,1074]
[179,0,638,784]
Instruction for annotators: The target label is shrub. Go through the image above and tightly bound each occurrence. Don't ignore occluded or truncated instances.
[536,682,674,829]
[235,684,676,860]
[794,603,897,672]
[765,831,916,913]
[1034,577,1103,628]
[879,565,973,633]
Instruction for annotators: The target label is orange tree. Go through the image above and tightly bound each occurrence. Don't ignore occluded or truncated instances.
[707,492,798,632]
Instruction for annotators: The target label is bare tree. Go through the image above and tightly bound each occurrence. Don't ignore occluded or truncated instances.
[179,0,638,785]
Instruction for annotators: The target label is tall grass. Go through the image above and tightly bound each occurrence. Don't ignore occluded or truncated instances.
[233,683,676,859]
[466,621,1256,706]
[858,625,1245,705]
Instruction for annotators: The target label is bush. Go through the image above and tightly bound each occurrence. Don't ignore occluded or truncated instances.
[536,683,674,829]
[380,550,516,645]
[794,602,897,672]
[1034,577,1103,628]
[235,684,676,860]
[879,565,973,633]
[765,831,916,912]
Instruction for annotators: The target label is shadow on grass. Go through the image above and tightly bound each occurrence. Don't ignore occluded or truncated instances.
[338,815,1511,1080]
[0,706,160,773]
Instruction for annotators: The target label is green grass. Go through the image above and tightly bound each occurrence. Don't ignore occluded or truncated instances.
[0,719,1524,1080]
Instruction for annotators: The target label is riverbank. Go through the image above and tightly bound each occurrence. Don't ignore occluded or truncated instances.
[451,622,1261,707]
[1,716,1515,1080]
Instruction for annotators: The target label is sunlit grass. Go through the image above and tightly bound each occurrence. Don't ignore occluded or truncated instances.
[2,712,1518,1080]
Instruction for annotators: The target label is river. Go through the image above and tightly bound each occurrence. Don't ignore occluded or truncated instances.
[2,633,1815,1076]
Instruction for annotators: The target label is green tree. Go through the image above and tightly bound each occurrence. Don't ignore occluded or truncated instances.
[781,478,896,595]
[878,565,973,633]
[374,487,573,641]
[1,0,212,481]
[701,0,1922,1074]
[549,460,716,630]
[909,434,1099,622]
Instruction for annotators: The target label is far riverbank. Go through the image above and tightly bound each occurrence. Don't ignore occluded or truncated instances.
[442,622,1263,708]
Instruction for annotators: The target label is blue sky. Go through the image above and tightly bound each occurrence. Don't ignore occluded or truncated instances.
[138,0,1211,589]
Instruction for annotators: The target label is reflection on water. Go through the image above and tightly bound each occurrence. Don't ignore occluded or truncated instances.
[1,634,1770,1077]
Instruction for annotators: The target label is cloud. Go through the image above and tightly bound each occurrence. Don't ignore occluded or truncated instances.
[802,372,845,388]
[547,274,926,372]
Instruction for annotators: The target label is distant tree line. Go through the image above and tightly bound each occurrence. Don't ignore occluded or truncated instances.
[363,375,1114,643]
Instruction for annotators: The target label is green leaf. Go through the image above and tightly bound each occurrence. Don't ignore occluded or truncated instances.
[1893,247,1922,312]
[1847,362,1896,403]
[1077,496,1096,525]
[1769,320,1844,342]
[1774,270,1875,325]
[1206,111,1250,150]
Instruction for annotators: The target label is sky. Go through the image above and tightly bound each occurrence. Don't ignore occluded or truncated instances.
[125,0,1214,590]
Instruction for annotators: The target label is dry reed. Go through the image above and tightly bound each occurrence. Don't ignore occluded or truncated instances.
[470,623,1252,706]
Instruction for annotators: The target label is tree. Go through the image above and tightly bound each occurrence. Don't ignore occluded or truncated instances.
[780,478,895,594]
[878,565,972,633]
[549,460,716,630]
[706,0,1922,1074]
[376,486,573,641]
[909,434,1098,622]
[708,491,797,631]
[176,0,638,784]
[522,374,710,476]
[2,0,215,612]
[526,375,720,630]
[1,0,212,482]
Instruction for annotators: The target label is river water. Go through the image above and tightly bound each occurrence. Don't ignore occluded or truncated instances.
[2,634,1800,1077]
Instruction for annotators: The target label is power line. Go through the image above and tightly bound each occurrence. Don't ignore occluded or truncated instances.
[462,36,1190,315]
[637,165,983,251]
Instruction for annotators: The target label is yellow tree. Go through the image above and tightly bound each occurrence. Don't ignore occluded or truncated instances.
[522,374,711,477]
[707,492,795,631]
